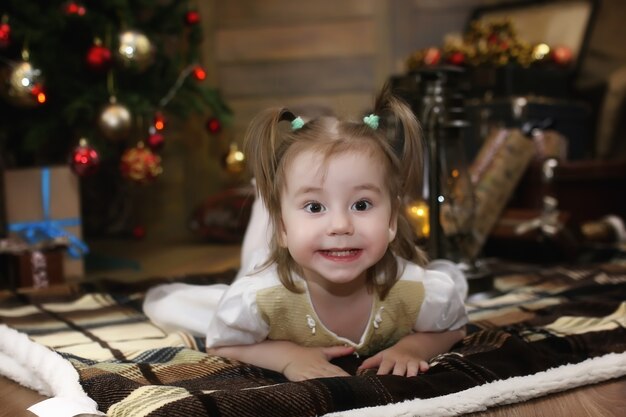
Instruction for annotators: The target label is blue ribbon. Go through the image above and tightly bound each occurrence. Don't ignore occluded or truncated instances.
[8,167,89,259]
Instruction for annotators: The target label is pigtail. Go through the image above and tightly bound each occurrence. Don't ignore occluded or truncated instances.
[372,84,429,271]
[372,84,424,198]
[243,107,306,291]
[243,107,296,216]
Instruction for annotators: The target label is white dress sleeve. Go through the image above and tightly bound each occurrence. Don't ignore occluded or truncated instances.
[236,180,272,281]
[400,259,468,332]
[143,283,229,337]
[205,273,271,348]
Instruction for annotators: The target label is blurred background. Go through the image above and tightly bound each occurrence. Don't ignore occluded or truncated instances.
[1,0,625,286]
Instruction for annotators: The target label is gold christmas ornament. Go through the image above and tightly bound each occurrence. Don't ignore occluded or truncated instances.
[223,142,246,174]
[120,142,163,183]
[117,30,154,71]
[98,96,132,141]
[0,60,43,107]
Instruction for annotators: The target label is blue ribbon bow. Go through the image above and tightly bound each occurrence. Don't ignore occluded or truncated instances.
[8,167,89,259]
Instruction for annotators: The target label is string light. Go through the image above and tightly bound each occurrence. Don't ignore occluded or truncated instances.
[192,65,206,81]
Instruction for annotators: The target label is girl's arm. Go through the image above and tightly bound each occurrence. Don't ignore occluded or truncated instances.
[208,340,355,381]
[357,328,466,377]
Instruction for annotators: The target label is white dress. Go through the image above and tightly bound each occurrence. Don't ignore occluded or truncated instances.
[204,258,467,356]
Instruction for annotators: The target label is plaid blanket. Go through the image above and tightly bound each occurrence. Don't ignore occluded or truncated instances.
[1,263,625,417]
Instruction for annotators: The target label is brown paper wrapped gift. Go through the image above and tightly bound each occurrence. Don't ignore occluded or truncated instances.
[0,238,65,288]
[3,166,86,279]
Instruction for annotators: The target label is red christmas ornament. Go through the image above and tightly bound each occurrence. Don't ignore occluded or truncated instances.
[0,21,11,48]
[206,117,222,134]
[147,132,165,151]
[63,2,86,16]
[185,10,201,25]
[70,138,100,176]
[132,225,146,240]
[86,42,112,72]
[423,47,442,66]
[552,45,573,67]
[192,65,207,81]
[447,51,465,66]
[120,142,163,184]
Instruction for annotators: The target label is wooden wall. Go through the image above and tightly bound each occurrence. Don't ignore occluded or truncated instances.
[199,0,490,141]
[202,0,379,140]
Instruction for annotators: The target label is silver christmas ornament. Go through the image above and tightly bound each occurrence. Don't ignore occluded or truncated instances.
[98,97,132,141]
[116,30,154,72]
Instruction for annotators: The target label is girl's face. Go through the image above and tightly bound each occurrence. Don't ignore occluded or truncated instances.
[279,149,397,292]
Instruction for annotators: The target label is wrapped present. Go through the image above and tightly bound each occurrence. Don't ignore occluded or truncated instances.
[466,128,536,259]
[3,166,88,279]
[0,237,65,288]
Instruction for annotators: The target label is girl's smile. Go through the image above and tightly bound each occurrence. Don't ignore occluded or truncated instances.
[317,248,362,261]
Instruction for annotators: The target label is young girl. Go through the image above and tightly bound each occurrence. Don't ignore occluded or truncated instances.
[201,85,468,381]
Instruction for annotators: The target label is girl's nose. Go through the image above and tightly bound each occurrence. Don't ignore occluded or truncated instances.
[328,210,354,235]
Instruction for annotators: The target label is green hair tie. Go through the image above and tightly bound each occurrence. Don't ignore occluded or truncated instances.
[363,114,379,130]
[291,116,304,131]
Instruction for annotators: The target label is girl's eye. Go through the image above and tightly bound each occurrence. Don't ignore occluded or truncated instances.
[352,200,372,211]
[304,202,325,213]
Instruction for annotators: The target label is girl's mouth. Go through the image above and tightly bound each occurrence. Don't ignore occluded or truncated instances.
[318,249,362,260]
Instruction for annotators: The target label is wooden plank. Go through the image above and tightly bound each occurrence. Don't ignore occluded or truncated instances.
[216,20,375,63]
[412,0,488,10]
[198,0,218,83]
[218,57,376,98]
[215,0,376,28]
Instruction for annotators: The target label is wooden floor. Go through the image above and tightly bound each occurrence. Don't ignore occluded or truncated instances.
[82,238,242,282]
[468,377,626,417]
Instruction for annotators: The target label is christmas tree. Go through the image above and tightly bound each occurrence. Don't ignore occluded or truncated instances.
[0,0,232,236]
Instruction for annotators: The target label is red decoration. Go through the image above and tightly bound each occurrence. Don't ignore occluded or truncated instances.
[0,21,11,48]
[147,132,165,151]
[153,112,165,131]
[86,42,112,72]
[132,225,146,240]
[552,46,573,67]
[423,47,442,66]
[192,65,207,81]
[63,2,86,16]
[70,138,100,176]
[447,51,465,66]
[185,10,201,25]
[206,117,222,134]
[120,142,163,184]
[30,84,46,104]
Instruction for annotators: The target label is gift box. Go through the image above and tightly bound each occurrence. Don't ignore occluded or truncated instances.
[3,166,88,280]
[0,238,65,288]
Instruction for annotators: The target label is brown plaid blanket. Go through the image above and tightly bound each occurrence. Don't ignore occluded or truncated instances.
[1,263,625,416]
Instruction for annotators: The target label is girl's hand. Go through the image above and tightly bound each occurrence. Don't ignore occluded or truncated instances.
[357,345,429,377]
[357,329,465,377]
[208,340,355,381]
[283,345,355,381]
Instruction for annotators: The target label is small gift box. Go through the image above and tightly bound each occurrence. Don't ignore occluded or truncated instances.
[0,237,65,288]
[3,166,88,280]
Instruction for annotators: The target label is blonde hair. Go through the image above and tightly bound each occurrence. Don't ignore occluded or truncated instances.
[243,84,427,299]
